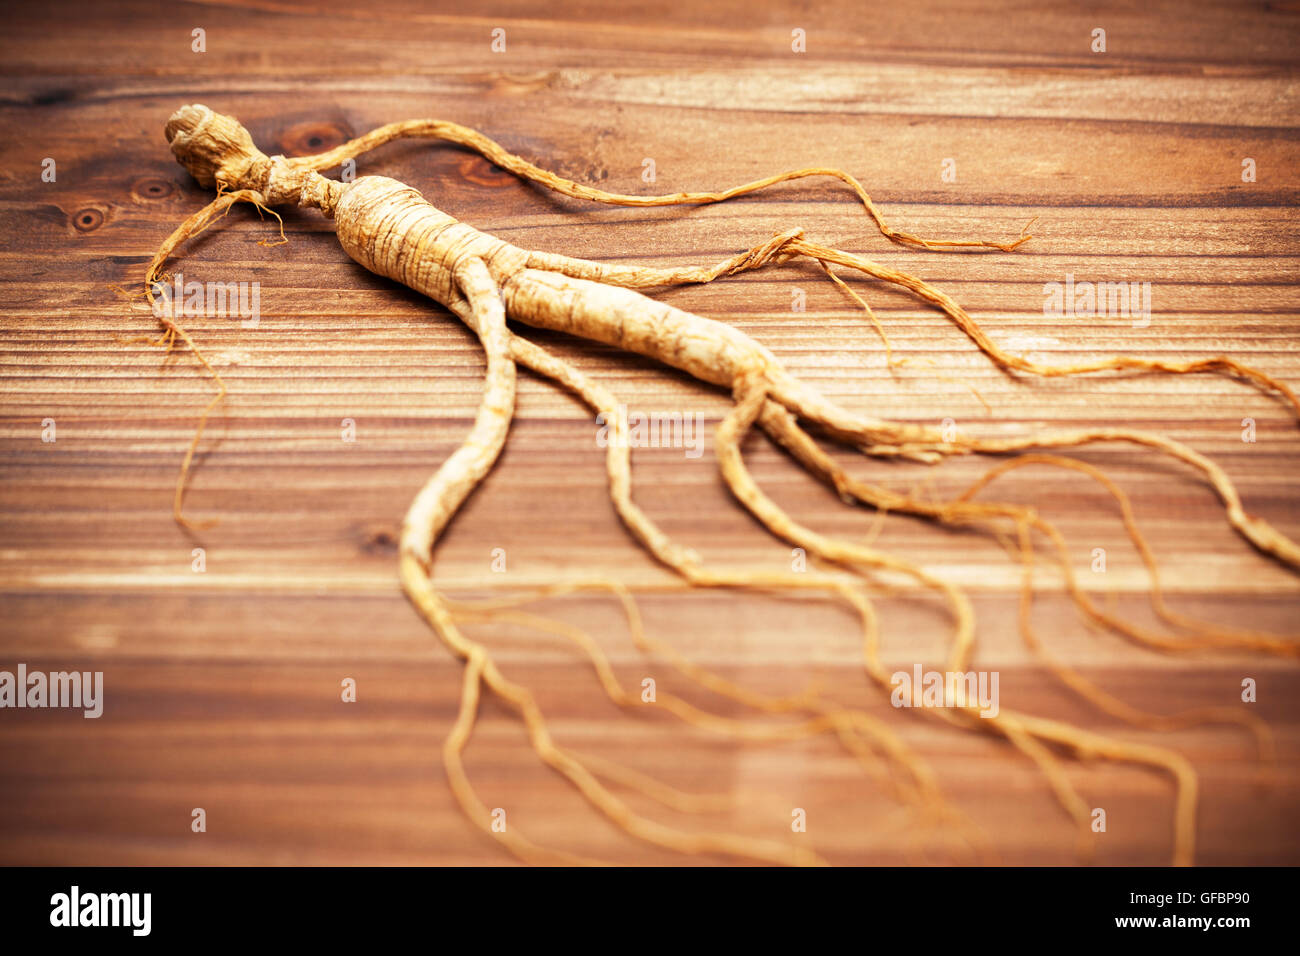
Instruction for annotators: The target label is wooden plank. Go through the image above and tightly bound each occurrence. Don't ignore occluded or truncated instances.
[0,0,1297,865]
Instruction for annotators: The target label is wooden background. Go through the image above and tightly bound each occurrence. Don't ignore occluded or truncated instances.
[1,0,1298,866]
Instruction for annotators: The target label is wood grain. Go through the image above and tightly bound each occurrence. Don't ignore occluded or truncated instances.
[1,0,1298,865]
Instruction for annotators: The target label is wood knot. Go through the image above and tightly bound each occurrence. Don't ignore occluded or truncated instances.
[457,155,515,189]
[132,177,175,201]
[72,207,104,232]
[358,523,400,555]
[279,120,350,158]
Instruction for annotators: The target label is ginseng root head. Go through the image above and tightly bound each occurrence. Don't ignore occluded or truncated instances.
[166,103,267,190]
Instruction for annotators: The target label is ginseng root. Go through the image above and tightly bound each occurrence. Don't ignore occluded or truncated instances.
[135,104,1299,866]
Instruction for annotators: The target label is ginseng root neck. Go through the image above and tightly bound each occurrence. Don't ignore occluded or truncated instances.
[165,103,344,217]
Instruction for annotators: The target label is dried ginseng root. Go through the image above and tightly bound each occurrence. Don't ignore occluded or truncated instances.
[137,104,1300,866]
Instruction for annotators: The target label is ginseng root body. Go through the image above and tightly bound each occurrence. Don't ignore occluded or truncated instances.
[145,104,1300,866]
